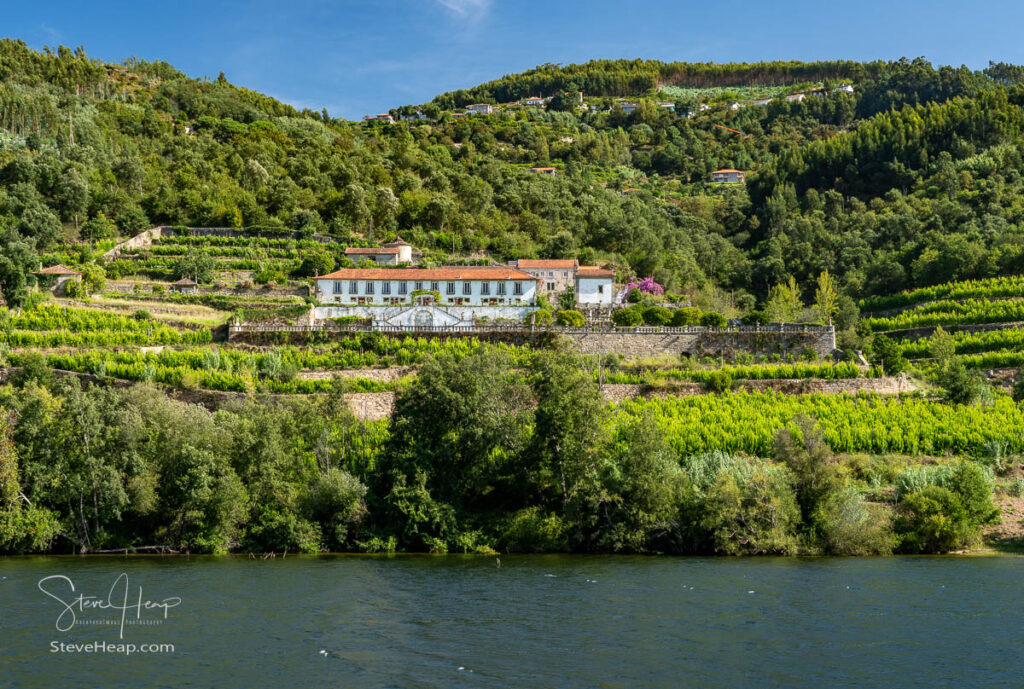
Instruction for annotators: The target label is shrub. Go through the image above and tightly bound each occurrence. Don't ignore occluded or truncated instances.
[531,308,554,326]
[870,334,906,375]
[701,466,799,555]
[895,486,978,553]
[813,486,896,555]
[704,370,733,393]
[741,310,770,326]
[612,306,643,327]
[64,280,88,299]
[895,461,998,553]
[938,358,990,405]
[626,288,642,303]
[133,309,152,321]
[670,307,702,326]
[501,507,568,552]
[699,312,727,327]
[555,309,585,327]
[1009,477,1024,498]
[641,306,672,326]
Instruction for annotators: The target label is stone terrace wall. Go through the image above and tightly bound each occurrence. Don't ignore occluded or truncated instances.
[102,225,341,264]
[564,326,836,360]
[228,323,836,360]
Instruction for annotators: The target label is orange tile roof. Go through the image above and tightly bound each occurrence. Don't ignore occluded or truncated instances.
[516,259,577,269]
[577,266,614,278]
[711,169,744,174]
[314,267,538,281]
[36,264,81,275]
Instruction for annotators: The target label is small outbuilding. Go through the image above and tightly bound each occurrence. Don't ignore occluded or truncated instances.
[35,264,82,294]
[170,278,199,295]
[575,266,615,306]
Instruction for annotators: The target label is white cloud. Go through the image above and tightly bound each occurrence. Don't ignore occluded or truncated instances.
[435,0,491,20]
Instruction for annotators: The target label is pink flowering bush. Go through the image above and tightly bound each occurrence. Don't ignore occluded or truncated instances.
[625,276,664,296]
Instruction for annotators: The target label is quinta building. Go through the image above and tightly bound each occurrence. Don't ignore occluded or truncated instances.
[312,266,540,327]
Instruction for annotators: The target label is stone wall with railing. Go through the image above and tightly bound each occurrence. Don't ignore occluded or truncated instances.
[227,322,837,359]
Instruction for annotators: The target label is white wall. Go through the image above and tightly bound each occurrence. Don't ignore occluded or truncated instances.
[314,304,537,327]
[576,277,613,305]
[316,277,537,307]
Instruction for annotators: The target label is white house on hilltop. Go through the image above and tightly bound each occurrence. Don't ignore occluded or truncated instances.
[465,103,495,115]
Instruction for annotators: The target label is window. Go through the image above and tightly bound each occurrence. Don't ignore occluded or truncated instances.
[497,282,507,295]
[462,282,472,295]
[349,281,358,294]
[546,282,555,291]
[548,271,554,277]
[332,281,343,294]
[398,281,408,295]
[446,282,456,295]
[382,281,391,295]
[415,281,423,291]
[514,282,523,296]
[430,281,439,292]
[365,281,375,295]
[563,272,568,278]
[481,282,490,295]
[598,285,604,294]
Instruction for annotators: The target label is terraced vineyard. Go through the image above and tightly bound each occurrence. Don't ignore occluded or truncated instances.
[618,391,1024,456]
[861,276,1024,371]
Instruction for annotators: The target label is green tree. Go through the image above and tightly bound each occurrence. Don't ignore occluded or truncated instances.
[80,212,117,241]
[765,276,803,323]
[814,270,839,326]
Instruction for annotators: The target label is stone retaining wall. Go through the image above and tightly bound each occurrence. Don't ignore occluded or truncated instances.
[565,327,836,360]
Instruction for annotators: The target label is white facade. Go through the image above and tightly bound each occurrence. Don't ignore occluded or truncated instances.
[465,104,495,115]
[575,268,614,305]
[314,268,539,307]
[314,303,535,328]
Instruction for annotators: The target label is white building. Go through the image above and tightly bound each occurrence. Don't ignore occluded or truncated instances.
[401,110,428,121]
[751,97,773,106]
[465,103,495,115]
[521,96,545,107]
[314,266,539,307]
[619,101,639,114]
[785,93,805,103]
[344,237,413,265]
[575,266,614,305]
[836,83,855,94]
[313,266,540,327]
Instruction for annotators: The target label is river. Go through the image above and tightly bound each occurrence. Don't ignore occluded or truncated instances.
[1,555,1021,688]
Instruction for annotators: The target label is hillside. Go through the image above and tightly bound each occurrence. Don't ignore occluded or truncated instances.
[1,43,1024,556]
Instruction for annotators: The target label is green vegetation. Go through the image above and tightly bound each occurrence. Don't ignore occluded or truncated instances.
[618,391,1024,456]
[1,349,1004,556]
[1,43,1023,556]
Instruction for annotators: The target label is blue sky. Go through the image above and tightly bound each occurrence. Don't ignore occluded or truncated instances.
[6,0,1024,119]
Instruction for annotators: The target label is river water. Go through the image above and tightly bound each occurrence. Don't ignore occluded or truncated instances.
[1,554,1022,688]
